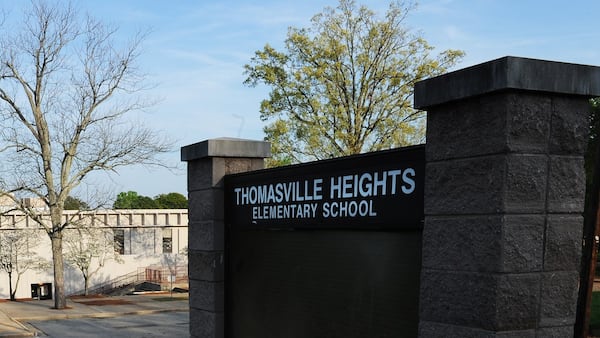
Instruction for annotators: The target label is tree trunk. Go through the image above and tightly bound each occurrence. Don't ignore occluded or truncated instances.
[84,276,89,296]
[8,271,14,301]
[50,232,66,309]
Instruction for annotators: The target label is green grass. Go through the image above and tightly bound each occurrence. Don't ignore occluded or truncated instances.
[591,292,600,333]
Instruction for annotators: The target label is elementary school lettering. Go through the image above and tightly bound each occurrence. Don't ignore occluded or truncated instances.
[233,169,416,220]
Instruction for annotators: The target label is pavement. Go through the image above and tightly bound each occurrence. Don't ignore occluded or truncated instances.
[0,293,189,337]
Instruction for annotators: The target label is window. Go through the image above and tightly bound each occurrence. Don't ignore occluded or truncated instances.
[114,229,124,255]
[162,228,172,254]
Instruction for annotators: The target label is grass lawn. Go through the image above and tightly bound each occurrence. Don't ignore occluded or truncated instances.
[591,292,600,335]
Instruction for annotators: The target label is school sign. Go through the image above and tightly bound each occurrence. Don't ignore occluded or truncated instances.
[183,57,600,338]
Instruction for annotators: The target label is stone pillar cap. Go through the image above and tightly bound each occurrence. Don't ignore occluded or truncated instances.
[414,56,600,109]
[181,137,271,161]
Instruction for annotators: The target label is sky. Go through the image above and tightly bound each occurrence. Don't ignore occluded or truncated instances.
[1,0,599,199]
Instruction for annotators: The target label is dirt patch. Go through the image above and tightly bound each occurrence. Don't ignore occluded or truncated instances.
[69,295,106,301]
[0,298,41,302]
[69,294,105,300]
[76,299,133,306]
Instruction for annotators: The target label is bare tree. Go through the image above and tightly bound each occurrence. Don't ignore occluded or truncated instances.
[64,223,123,296]
[0,2,171,308]
[0,228,49,301]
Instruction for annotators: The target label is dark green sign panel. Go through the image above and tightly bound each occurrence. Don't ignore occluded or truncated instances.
[224,146,425,337]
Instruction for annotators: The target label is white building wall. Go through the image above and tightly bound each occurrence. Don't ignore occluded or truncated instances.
[0,209,188,299]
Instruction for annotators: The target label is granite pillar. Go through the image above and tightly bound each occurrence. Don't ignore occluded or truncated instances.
[416,57,600,337]
[181,138,270,338]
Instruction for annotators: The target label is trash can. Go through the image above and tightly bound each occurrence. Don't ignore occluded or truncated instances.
[31,283,52,300]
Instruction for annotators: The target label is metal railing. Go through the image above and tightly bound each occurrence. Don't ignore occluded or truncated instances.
[70,265,188,296]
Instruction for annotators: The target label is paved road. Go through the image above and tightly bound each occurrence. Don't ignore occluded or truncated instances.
[26,311,189,337]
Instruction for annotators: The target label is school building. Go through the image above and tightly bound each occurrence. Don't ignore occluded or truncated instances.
[0,202,188,300]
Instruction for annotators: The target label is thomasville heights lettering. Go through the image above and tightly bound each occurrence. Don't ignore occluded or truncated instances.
[233,168,416,221]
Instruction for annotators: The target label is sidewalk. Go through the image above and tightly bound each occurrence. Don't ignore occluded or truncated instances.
[0,293,189,337]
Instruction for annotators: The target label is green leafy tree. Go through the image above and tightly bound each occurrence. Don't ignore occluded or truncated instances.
[0,2,171,309]
[114,191,187,209]
[113,191,158,209]
[64,196,90,210]
[244,0,464,165]
[113,191,138,209]
[155,192,188,209]
[137,196,158,209]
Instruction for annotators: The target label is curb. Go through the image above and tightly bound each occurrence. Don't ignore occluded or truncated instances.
[0,333,34,338]
[12,307,189,322]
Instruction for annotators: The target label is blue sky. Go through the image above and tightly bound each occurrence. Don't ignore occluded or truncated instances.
[1,0,599,198]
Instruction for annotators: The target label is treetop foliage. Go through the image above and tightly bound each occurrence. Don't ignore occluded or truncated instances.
[244,0,464,165]
[113,191,187,209]
[63,196,90,210]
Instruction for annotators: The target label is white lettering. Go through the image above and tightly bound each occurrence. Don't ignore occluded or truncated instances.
[237,167,415,223]
[402,168,416,194]
[275,183,284,203]
[387,170,402,195]
[342,175,354,198]
[313,179,323,200]
[311,203,318,217]
[373,172,386,196]
[235,187,242,205]
[358,173,372,197]
[248,186,257,204]
[330,176,342,199]
[322,200,377,218]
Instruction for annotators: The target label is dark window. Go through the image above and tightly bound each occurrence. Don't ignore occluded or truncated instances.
[114,229,124,255]
[162,228,172,254]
